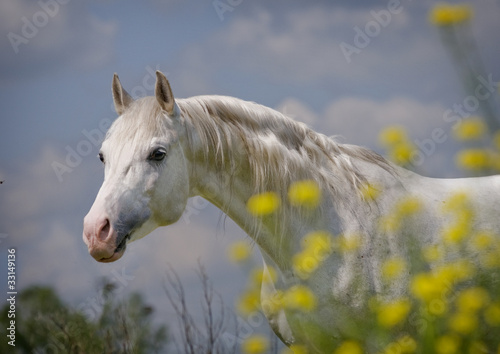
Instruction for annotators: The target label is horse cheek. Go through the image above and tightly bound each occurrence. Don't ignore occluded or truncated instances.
[152,169,188,225]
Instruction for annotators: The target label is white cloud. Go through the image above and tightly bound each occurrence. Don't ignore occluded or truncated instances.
[276,97,319,126]
[176,4,435,88]
[322,96,446,145]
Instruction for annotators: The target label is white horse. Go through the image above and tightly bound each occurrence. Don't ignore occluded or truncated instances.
[83,71,500,351]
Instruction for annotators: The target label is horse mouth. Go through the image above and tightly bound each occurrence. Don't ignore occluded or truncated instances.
[98,233,130,263]
[115,232,130,253]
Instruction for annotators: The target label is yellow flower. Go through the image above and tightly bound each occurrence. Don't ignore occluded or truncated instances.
[334,341,363,354]
[390,143,416,166]
[379,197,421,233]
[470,232,494,251]
[456,149,490,171]
[283,285,317,312]
[435,334,460,354]
[441,223,469,245]
[241,335,269,354]
[227,240,252,263]
[411,273,447,302]
[428,298,449,316]
[247,192,280,216]
[381,257,407,280]
[384,335,417,354]
[453,117,486,141]
[484,302,500,326]
[251,265,278,285]
[301,231,334,254]
[448,312,478,334]
[292,253,320,280]
[293,231,334,279]
[436,261,475,285]
[378,126,418,166]
[429,3,472,26]
[379,126,408,147]
[250,267,265,284]
[288,180,321,209]
[360,182,381,201]
[422,245,442,263]
[442,192,469,212]
[236,289,261,315]
[397,335,417,353]
[455,287,490,313]
[376,298,411,328]
[397,197,422,217]
[337,234,362,253]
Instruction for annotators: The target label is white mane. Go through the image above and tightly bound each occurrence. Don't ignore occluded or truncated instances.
[177,95,395,212]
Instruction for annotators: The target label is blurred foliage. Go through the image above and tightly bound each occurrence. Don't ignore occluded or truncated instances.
[0,282,167,354]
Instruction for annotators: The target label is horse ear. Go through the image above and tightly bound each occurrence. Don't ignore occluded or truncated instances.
[112,74,134,115]
[155,71,176,116]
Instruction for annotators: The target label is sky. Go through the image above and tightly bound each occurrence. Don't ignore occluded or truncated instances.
[1,0,499,350]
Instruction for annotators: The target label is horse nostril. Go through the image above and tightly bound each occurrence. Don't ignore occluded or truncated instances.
[98,218,111,241]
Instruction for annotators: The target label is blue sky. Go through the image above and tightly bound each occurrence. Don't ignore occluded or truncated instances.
[1,0,499,349]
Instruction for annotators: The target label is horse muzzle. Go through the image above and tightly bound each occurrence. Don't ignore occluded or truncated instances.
[83,212,128,263]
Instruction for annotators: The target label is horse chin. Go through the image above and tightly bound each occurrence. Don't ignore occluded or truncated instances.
[98,247,126,263]
[97,233,129,263]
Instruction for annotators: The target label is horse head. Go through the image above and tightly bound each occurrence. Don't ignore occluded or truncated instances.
[83,71,190,262]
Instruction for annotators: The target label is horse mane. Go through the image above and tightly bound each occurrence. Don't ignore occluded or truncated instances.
[177,96,395,210]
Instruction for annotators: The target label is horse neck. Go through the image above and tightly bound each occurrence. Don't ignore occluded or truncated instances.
[179,119,335,267]
[183,134,302,267]
[177,101,385,269]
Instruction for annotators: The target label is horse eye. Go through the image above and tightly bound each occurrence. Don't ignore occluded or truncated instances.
[149,148,166,162]
[98,152,105,164]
